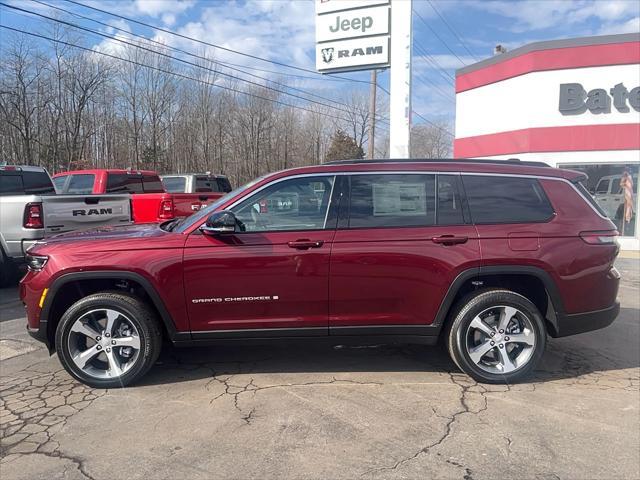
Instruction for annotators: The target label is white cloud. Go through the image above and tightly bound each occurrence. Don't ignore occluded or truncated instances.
[471,0,640,33]
[597,16,640,35]
[133,0,195,17]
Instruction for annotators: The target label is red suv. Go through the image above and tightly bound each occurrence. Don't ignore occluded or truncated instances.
[20,160,621,387]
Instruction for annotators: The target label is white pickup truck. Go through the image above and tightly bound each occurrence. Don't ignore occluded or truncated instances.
[0,165,132,286]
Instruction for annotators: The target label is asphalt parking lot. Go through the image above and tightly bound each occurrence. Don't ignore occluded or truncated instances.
[1,259,638,480]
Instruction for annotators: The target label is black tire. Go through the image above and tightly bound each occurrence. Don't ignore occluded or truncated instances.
[0,248,15,288]
[446,289,546,384]
[55,292,162,388]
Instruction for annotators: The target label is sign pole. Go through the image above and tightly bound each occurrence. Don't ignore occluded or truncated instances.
[368,69,377,159]
[389,0,412,158]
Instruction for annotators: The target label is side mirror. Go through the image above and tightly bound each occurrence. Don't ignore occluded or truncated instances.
[200,210,237,235]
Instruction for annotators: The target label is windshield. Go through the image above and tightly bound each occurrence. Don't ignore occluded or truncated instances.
[174,175,267,233]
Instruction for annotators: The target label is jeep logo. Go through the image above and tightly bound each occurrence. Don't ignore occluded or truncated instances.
[72,208,113,216]
[329,14,373,34]
[559,82,640,115]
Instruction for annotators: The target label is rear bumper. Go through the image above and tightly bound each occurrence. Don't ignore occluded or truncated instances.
[553,301,620,337]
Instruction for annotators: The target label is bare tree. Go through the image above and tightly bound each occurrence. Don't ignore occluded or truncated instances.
[410,123,453,158]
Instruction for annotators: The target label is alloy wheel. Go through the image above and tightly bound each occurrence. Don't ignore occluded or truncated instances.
[67,308,141,380]
[464,305,536,374]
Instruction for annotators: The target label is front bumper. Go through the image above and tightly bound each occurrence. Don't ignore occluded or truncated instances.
[553,301,620,337]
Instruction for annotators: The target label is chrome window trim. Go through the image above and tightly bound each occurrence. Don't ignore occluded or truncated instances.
[223,170,609,222]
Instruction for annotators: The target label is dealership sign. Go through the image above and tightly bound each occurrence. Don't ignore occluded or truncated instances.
[316,0,391,73]
[559,82,640,115]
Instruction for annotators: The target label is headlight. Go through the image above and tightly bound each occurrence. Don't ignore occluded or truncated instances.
[26,254,49,271]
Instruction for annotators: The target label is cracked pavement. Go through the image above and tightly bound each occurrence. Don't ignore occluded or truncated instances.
[1,259,638,479]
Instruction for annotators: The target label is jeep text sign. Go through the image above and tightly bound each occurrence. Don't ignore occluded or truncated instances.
[316,37,390,72]
[315,0,391,73]
[316,5,390,42]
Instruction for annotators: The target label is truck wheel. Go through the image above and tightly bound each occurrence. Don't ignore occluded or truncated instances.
[55,292,162,388]
[446,289,546,384]
[0,248,15,288]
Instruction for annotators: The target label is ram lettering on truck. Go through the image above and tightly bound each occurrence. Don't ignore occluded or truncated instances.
[72,208,113,216]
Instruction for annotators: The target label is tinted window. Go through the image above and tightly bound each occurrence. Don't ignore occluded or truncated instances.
[437,175,465,225]
[217,177,232,193]
[463,175,554,224]
[163,177,186,193]
[142,175,164,193]
[195,176,220,192]
[0,174,23,196]
[22,171,55,195]
[349,174,436,228]
[64,174,94,194]
[232,176,335,232]
[106,173,143,193]
[595,179,610,194]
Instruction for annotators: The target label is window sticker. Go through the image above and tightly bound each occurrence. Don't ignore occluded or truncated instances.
[372,182,427,216]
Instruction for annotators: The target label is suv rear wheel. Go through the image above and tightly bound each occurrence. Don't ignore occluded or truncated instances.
[447,289,546,383]
[55,292,162,388]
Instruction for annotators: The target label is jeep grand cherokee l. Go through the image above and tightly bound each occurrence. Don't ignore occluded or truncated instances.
[20,159,621,388]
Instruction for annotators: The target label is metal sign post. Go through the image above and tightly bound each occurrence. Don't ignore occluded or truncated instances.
[389,0,412,158]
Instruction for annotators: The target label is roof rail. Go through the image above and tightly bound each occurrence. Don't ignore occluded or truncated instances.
[322,158,550,168]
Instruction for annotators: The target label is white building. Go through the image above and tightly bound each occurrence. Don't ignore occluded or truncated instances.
[454,33,640,250]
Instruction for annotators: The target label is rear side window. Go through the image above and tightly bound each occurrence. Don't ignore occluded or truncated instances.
[462,175,554,224]
[349,174,436,228]
[195,176,220,192]
[437,175,465,225]
[0,174,23,195]
[64,174,94,194]
[163,177,186,193]
[217,177,232,193]
[142,175,164,193]
[22,171,55,195]
[106,174,143,193]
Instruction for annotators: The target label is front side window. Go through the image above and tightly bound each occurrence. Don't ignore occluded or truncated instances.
[52,176,66,192]
[65,174,95,194]
[349,174,436,228]
[595,179,610,194]
[231,176,335,232]
[462,175,554,224]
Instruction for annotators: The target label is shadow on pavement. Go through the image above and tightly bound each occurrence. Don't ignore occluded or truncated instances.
[138,316,639,388]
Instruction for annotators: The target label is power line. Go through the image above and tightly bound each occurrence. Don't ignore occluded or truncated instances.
[413,41,455,84]
[0,23,392,134]
[412,8,467,67]
[63,0,389,93]
[426,0,479,62]
[411,110,454,137]
[2,2,391,125]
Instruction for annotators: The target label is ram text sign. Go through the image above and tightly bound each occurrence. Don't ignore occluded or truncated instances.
[315,0,391,73]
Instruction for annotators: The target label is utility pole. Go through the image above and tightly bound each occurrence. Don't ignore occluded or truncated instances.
[389,0,412,158]
[368,69,377,159]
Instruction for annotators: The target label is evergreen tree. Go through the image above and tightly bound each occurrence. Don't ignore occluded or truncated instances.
[325,129,365,162]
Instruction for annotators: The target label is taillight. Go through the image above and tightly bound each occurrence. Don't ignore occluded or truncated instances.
[158,198,175,220]
[580,230,619,245]
[23,202,43,229]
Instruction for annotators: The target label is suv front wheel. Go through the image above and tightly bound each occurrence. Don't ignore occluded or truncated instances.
[55,292,162,388]
[447,289,546,384]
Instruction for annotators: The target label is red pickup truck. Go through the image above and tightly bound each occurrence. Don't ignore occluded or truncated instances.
[53,169,226,223]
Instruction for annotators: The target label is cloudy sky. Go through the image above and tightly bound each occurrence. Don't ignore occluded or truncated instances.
[2,0,639,128]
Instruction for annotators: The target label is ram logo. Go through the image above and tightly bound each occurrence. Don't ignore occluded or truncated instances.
[72,208,113,216]
[321,48,334,63]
